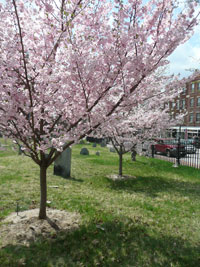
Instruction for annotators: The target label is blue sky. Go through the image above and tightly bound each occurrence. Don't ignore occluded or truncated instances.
[168,25,200,78]
[167,0,200,78]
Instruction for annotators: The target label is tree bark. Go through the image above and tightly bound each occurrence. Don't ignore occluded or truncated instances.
[39,164,47,219]
[119,145,123,176]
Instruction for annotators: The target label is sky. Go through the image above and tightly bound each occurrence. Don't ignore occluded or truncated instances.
[167,0,200,78]
[168,17,200,78]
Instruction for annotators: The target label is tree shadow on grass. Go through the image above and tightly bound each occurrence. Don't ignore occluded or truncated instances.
[0,216,200,267]
[106,175,200,199]
[54,175,83,183]
[67,176,84,183]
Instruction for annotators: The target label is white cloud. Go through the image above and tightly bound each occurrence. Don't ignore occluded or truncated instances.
[167,0,200,77]
[168,42,200,77]
[168,26,200,78]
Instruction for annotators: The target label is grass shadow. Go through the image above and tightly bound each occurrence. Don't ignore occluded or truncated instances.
[66,177,84,183]
[53,175,83,183]
[106,175,200,199]
[0,216,199,266]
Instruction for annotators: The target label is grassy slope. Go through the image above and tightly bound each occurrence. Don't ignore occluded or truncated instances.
[0,140,200,266]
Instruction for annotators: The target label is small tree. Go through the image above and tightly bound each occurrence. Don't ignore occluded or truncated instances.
[0,0,198,219]
[98,75,184,176]
[110,135,137,176]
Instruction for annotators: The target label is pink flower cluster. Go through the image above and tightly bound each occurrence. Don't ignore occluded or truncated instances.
[0,0,198,166]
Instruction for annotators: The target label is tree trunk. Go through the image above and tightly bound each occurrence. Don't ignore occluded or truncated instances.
[39,165,47,219]
[119,145,123,176]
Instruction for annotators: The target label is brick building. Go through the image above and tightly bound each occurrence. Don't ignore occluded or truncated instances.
[169,75,200,139]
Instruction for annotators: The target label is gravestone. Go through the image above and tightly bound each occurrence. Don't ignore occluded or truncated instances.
[131,149,137,161]
[18,145,22,155]
[109,147,116,153]
[80,148,89,155]
[92,143,97,147]
[54,148,71,178]
[96,151,100,156]
[100,140,106,147]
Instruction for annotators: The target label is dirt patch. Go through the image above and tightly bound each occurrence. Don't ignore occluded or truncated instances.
[0,208,81,248]
[107,174,137,180]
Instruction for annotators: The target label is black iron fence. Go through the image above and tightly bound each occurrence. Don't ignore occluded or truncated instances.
[143,139,200,169]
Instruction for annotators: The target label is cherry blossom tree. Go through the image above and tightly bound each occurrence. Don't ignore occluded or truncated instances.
[97,73,185,176]
[0,0,198,219]
[101,109,181,176]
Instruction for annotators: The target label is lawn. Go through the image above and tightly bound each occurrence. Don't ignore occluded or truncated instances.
[0,139,200,266]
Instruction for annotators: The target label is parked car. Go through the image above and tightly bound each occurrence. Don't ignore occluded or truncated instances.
[193,137,200,149]
[180,139,196,154]
[153,139,186,157]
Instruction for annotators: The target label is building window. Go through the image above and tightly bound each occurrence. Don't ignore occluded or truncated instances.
[189,113,194,123]
[190,98,194,107]
[196,113,200,123]
[198,83,200,91]
[197,97,200,107]
[191,83,195,93]
[182,87,186,94]
[181,99,185,109]
[172,102,176,108]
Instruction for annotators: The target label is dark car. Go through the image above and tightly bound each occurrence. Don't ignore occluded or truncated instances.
[153,139,186,157]
[193,137,200,149]
[180,139,196,154]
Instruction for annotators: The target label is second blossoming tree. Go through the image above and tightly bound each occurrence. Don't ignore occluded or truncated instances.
[96,73,186,176]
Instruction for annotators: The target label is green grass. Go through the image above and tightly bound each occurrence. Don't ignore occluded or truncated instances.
[0,140,200,266]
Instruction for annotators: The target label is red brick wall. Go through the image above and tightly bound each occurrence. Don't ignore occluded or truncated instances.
[171,76,200,127]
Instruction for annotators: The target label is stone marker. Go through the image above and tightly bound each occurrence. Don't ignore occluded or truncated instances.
[100,140,106,147]
[80,148,89,155]
[54,147,71,178]
[18,145,22,155]
[131,149,137,161]
[92,143,97,147]
[109,147,116,153]
[96,151,100,156]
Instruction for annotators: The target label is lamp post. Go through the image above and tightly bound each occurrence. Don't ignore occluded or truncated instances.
[173,125,181,168]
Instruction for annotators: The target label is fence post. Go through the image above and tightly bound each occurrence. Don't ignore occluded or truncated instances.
[177,137,180,166]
